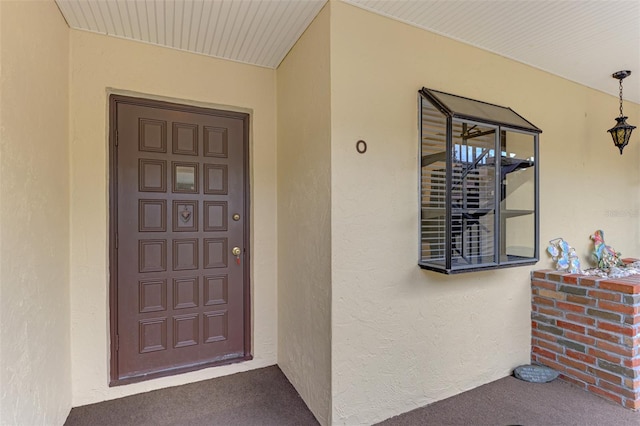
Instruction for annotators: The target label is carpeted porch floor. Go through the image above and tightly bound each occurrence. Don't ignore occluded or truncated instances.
[65,365,640,425]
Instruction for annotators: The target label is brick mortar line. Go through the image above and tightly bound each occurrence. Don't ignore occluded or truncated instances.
[532,318,626,342]
[534,342,631,377]
[535,318,636,355]
[597,378,640,399]
[531,324,636,363]
[601,384,640,399]
[594,369,628,383]
[532,299,638,331]
[532,336,640,364]
[563,371,632,399]
[594,318,640,333]
[533,289,636,309]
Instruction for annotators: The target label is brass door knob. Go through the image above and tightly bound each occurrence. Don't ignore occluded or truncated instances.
[232,247,241,256]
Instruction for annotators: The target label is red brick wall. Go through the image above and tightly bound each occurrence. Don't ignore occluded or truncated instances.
[531,270,640,410]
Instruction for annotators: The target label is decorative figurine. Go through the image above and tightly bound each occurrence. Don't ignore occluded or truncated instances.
[591,230,623,270]
[547,238,581,273]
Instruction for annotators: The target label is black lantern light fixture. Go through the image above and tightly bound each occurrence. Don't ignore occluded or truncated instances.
[607,70,635,155]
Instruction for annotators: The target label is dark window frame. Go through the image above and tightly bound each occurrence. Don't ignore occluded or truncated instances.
[419,87,542,274]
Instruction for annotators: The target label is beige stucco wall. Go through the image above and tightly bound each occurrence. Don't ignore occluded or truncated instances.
[276,5,332,425]
[69,30,278,405]
[0,1,71,424]
[329,3,640,424]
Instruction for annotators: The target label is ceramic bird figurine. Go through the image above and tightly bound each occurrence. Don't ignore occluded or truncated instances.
[591,230,622,270]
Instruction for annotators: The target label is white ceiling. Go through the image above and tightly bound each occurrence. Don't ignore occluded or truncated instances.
[346,0,640,104]
[55,0,640,103]
[55,0,326,69]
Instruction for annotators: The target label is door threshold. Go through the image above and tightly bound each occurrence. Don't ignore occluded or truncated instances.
[110,354,253,387]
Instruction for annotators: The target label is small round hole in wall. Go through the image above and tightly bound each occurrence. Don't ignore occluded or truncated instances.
[356,140,367,154]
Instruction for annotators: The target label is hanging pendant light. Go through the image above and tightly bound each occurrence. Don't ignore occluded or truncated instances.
[607,70,635,155]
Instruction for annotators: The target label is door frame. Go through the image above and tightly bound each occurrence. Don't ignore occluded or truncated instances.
[108,94,252,386]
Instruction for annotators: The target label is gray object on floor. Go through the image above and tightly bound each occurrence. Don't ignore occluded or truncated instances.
[513,364,560,383]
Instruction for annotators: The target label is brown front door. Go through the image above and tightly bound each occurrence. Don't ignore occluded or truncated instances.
[109,95,250,384]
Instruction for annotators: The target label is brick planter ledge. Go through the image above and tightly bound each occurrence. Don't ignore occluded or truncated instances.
[531,269,640,410]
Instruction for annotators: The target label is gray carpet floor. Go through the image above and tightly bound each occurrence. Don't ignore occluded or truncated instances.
[379,375,640,426]
[65,366,316,426]
[65,365,640,426]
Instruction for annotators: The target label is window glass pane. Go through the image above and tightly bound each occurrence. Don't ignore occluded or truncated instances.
[420,98,447,265]
[500,131,536,260]
[173,163,198,193]
[451,120,496,266]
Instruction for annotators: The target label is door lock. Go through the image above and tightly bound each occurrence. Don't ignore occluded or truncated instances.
[232,246,242,265]
[232,213,241,221]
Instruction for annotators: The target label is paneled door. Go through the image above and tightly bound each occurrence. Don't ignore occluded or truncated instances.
[109,95,250,384]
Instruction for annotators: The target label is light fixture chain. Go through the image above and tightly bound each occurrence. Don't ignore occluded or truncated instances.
[619,78,624,117]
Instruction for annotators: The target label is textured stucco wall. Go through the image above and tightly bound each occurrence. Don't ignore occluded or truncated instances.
[329,3,640,424]
[69,30,278,406]
[276,4,332,425]
[0,1,71,424]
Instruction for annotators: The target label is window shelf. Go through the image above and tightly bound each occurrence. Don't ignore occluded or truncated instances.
[421,208,533,219]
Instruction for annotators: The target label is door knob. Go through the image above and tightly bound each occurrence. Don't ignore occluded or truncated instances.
[232,247,241,256]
